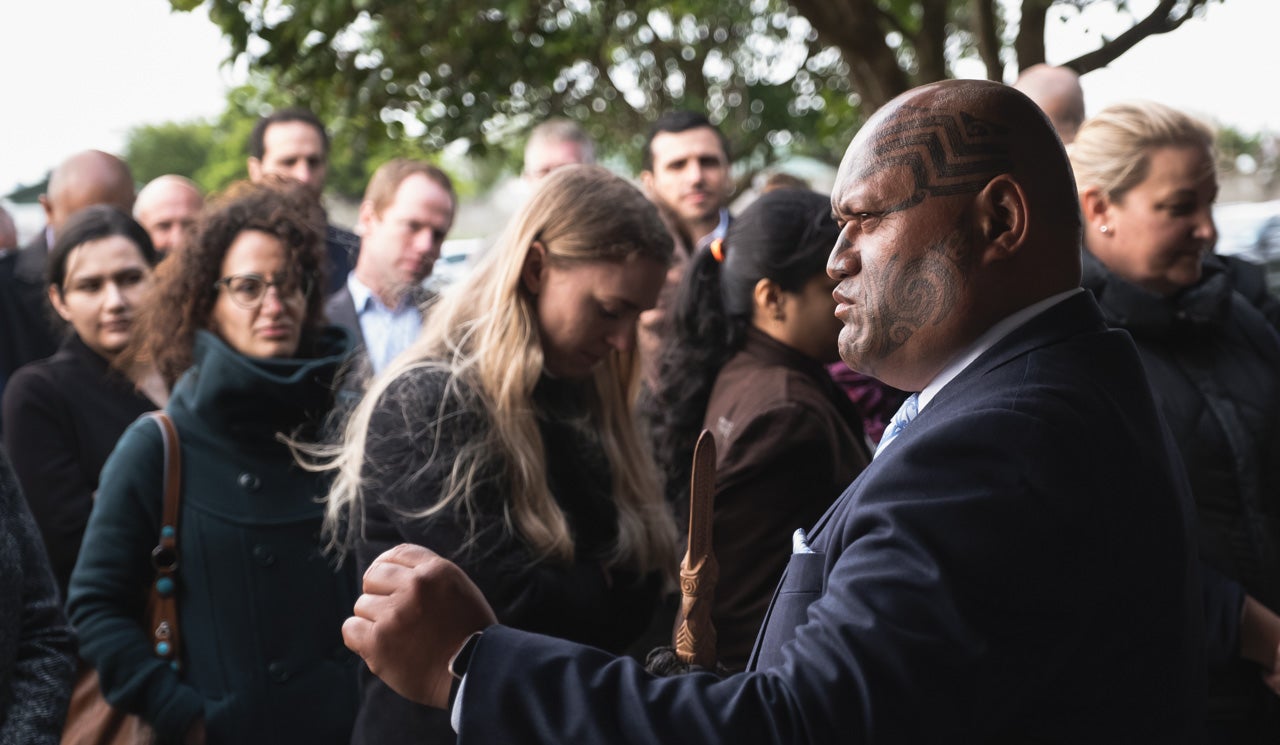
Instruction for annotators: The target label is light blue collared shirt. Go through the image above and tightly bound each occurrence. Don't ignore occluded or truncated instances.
[346,273,423,375]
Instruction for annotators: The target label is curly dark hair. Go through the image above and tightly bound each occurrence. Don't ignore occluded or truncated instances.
[128,179,328,386]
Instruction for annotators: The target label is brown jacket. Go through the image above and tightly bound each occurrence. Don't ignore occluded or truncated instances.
[704,329,870,670]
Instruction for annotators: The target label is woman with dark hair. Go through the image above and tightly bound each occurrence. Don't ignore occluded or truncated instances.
[647,188,871,671]
[67,181,358,745]
[2,205,163,600]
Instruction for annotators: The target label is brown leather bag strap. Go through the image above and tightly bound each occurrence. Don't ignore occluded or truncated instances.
[146,411,183,671]
[674,429,719,668]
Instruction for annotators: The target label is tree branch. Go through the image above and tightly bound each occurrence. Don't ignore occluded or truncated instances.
[1014,0,1051,70]
[1066,0,1211,75]
[789,0,910,110]
[915,0,949,83]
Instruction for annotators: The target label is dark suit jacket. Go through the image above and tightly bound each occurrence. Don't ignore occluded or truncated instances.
[324,282,435,368]
[323,283,434,410]
[0,232,60,433]
[454,291,1205,744]
[324,285,365,349]
[325,225,359,296]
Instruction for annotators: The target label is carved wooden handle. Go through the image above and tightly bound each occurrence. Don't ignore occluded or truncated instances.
[674,429,718,668]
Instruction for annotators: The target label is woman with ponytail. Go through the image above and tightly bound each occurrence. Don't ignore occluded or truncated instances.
[648,187,871,671]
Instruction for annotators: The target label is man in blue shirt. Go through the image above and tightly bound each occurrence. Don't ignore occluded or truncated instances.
[326,160,456,376]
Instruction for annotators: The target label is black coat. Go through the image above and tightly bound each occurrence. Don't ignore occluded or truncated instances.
[0,234,59,432]
[352,366,662,745]
[0,447,76,744]
[1,335,156,599]
[1084,250,1280,729]
[67,328,358,745]
[324,225,359,295]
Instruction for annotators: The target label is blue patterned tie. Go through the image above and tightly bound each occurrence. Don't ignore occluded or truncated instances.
[874,392,920,458]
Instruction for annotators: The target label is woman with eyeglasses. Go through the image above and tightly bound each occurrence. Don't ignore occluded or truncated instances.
[2,206,164,602]
[67,181,358,745]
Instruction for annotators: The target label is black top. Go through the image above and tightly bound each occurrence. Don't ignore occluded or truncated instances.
[0,234,59,433]
[1,334,156,599]
[325,224,359,296]
[351,366,661,745]
[1083,250,1280,728]
[0,447,76,744]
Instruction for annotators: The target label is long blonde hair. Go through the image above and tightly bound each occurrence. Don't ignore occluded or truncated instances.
[321,165,678,577]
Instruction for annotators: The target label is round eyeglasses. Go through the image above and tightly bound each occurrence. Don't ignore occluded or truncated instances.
[213,273,313,310]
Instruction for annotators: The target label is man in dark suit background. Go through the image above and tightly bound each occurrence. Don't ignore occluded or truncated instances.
[341,80,1206,742]
[324,159,455,379]
[247,107,360,295]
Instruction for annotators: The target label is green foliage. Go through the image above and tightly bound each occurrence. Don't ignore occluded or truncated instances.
[1217,124,1264,176]
[123,120,216,185]
[166,0,1221,188]
[172,0,864,177]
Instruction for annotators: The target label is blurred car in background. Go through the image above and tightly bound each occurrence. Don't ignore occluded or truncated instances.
[1215,200,1280,293]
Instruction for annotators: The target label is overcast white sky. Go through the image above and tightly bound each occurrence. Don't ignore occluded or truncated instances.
[0,0,1275,196]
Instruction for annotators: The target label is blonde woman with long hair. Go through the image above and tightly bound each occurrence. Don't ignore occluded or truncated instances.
[323,164,679,745]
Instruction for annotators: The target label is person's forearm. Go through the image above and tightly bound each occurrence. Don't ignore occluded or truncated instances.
[1239,594,1280,668]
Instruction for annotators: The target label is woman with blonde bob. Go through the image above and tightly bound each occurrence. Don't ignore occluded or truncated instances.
[1073,102,1280,743]
[324,164,680,745]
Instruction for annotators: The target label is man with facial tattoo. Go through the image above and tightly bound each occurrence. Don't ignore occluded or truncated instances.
[340,80,1205,743]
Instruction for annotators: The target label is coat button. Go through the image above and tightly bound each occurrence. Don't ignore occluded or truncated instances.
[237,472,261,491]
[251,545,276,567]
[268,661,289,683]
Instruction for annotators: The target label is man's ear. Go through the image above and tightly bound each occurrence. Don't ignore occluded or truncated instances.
[639,170,654,194]
[39,194,53,226]
[521,241,547,294]
[975,174,1029,263]
[247,157,263,183]
[356,199,377,237]
[47,284,72,323]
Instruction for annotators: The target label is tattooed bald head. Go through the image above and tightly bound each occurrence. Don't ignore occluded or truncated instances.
[828,79,1082,391]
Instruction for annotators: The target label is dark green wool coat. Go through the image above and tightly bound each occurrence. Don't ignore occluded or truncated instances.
[68,328,358,745]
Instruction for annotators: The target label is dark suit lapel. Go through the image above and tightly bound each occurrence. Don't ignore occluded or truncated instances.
[805,292,1104,543]
[15,231,48,285]
[324,287,366,349]
[926,290,1104,413]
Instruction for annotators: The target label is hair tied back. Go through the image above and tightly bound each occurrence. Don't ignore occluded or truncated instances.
[709,237,725,263]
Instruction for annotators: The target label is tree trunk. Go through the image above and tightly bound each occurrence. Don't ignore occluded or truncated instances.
[915,0,950,83]
[1014,0,1050,71]
[971,0,1002,81]
[789,0,909,111]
